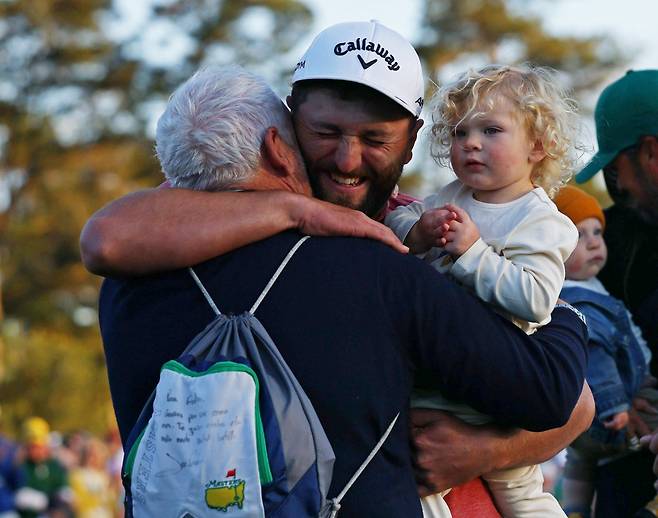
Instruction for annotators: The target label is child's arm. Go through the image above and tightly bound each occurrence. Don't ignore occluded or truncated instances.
[405,208,457,254]
[385,181,465,254]
[385,195,455,254]
[440,203,480,256]
[447,207,577,324]
[585,338,631,423]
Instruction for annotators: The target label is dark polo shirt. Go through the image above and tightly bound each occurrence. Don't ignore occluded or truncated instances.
[100,232,587,517]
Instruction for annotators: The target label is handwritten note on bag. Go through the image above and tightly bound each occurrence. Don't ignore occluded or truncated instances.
[130,366,264,516]
[157,390,242,447]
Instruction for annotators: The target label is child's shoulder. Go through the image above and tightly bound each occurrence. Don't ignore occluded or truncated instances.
[525,187,558,210]
[422,179,467,207]
[508,189,578,252]
[434,179,464,197]
[523,188,577,226]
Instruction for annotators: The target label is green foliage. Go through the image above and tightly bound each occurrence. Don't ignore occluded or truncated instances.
[3,141,154,330]
[417,0,625,91]
[0,0,312,432]
[0,0,312,329]
[1,327,112,436]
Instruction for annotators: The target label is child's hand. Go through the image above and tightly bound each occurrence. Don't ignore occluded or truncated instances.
[604,410,630,431]
[407,207,457,253]
[627,397,657,438]
[441,204,480,257]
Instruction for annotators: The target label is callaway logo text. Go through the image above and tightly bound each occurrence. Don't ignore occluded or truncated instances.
[333,38,400,71]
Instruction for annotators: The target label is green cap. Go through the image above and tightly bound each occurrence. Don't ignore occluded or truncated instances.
[576,69,658,183]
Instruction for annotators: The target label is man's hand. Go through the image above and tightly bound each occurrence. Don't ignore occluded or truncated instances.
[410,383,594,497]
[603,410,629,431]
[292,196,408,253]
[410,409,502,496]
[405,208,457,254]
[441,204,480,257]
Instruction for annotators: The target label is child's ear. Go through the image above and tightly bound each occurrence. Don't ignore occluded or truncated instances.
[529,139,546,164]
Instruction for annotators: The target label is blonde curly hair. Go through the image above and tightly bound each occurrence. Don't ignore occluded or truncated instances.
[430,64,581,198]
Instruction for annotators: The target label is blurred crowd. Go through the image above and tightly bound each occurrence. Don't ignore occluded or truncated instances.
[0,417,124,518]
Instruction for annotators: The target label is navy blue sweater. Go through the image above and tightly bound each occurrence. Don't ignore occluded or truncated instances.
[100,231,587,517]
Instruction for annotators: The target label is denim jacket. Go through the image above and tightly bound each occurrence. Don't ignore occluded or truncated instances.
[561,282,648,445]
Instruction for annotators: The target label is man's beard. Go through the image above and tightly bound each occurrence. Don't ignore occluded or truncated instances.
[635,164,658,225]
[303,155,405,218]
[606,159,658,225]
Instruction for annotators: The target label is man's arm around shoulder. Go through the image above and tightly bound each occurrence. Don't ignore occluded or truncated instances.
[80,188,406,277]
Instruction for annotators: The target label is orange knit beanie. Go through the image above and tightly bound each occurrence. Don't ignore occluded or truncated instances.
[553,185,605,230]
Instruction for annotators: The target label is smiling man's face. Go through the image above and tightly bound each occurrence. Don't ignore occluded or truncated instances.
[290,87,422,218]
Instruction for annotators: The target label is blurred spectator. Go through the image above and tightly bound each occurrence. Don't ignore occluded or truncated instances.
[54,433,87,473]
[542,451,567,499]
[554,186,658,517]
[70,437,115,518]
[15,418,72,518]
[0,421,25,518]
[103,429,123,518]
[575,69,658,518]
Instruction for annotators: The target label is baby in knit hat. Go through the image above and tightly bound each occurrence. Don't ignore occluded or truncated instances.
[555,185,658,518]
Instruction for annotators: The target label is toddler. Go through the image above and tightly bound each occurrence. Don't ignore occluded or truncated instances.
[555,186,658,518]
[386,64,580,517]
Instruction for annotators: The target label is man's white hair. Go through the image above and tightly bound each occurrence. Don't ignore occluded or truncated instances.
[155,65,296,191]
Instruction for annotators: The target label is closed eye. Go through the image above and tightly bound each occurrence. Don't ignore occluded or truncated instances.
[316,131,339,138]
[364,137,386,146]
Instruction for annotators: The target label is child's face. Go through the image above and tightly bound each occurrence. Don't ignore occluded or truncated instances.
[449,97,544,203]
[565,217,607,281]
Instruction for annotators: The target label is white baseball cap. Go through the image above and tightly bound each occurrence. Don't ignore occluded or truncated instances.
[292,20,425,117]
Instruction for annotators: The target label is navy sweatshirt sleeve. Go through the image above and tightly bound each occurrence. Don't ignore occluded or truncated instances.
[379,248,588,432]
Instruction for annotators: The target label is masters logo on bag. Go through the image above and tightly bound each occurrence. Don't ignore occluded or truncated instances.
[205,469,245,511]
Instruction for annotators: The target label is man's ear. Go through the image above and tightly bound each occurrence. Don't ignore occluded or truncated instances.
[262,127,295,177]
[529,139,547,164]
[636,136,658,188]
[403,118,424,165]
[640,135,658,166]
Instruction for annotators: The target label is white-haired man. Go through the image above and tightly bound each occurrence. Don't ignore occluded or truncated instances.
[84,22,594,517]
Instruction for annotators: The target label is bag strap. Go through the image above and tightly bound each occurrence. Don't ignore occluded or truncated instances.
[250,235,309,315]
[326,412,400,518]
[188,267,221,316]
[188,235,310,316]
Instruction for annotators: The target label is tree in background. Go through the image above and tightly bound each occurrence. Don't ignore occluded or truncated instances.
[0,0,311,436]
[418,0,623,89]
